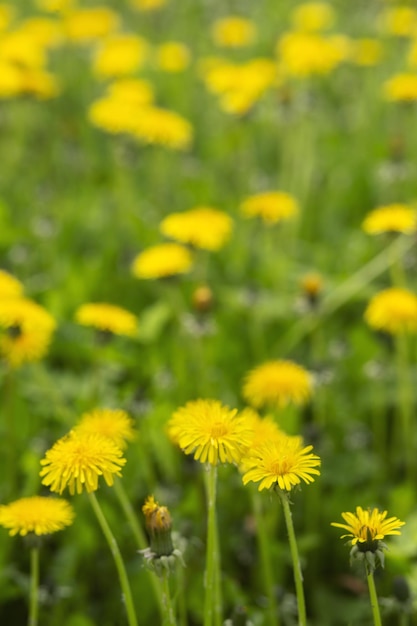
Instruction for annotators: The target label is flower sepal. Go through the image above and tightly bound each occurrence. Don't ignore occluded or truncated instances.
[349,541,387,571]
[139,546,185,577]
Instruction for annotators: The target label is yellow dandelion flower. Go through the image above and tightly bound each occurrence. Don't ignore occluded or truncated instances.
[242,360,313,410]
[0,31,46,69]
[211,16,257,48]
[291,2,335,32]
[240,191,299,225]
[130,106,193,150]
[0,270,24,299]
[18,68,60,100]
[132,243,193,279]
[362,204,417,235]
[64,8,120,44]
[160,206,233,251]
[142,495,172,533]
[75,302,138,337]
[331,506,405,546]
[0,298,56,367]
[0,4,16,31]
[75,408,137,450]
[0,496,74,536]
[350,38,383,67]
[383,73,417,102]
[40,430,126,495]
[242,435,321,491]
[92,34,149,79]
[300,272,323,300]
[365,287,417,335]
[129,0,168,12]
[107,78,154,105]
[379,7,417,37]
[155,41,190,73]
[0,62,24,98]
[277,32,346,78]
[19,17,63,49]
[168,399,253,465]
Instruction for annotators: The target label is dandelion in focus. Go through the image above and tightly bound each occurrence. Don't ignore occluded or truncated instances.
[160,206,233,251]
[242,360,312,410]
[240,191,299,225]
[131,243,193,280]
[364,288,417,335]
[362,204,417,235]
[75,302,138,337]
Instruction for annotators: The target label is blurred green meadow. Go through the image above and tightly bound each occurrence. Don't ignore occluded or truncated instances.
[1,0,417,624]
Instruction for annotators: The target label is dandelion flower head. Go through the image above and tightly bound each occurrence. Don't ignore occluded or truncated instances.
[383,73,417,102]
[242,360,313,410]
[92,34,149,79]
[211,16,257,48]
[349,38,383,67]
[362,204,417,235]
[240,191,299,225]
[277,32,348,78]
[379,7,417,37]
[168,399,253,465]
[0,270,24,299]
[365,287,417,335]
[331,506,405,546]
[142,495,172,533]
[155,42,190,73]
[160,207,233,251]
[40,430,126,495]
[129,106,193,150]
[242,434,321,491]
[132,243,193,280]
[0,298,56,367]
[75,302,138,337]
[63,8,120,44]
[0,496,74,536]
[291,2,335,32]
[75,408,137,450]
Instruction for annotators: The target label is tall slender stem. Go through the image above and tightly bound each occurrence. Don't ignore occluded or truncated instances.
[88,492,138,626]
[161,568,177,626]
[251,489,280,626]
[366,566,382,626]
[203,464,222,626]
[278,491,307,626]
[395,333,413,476]
[29,545,40,626]
[113,479,164,615]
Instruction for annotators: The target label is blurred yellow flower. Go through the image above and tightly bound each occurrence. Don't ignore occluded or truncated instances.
[300,272,324,302]
[19,68,60,99]
[0,298,56,367]
[384,73,417,101]
[211,16,257,48]
[362,204,417,235]
[75,302,138,337]
[160,206,233,251]
[40,430,126,495]
[129,0,168,11]
[0,270,23,299]
[0,62,22,97]
[155,41,190,72]
[129,106,193,150]
[240,191,299,225]
[132,243,193,279]
[0,31,47,68]
[291,2,335,32]
[92,34,149,78]
[242,435,321,491]
[0,4,15,31]
[64,7,120,43]
[242,360,312,409]
[168,399,253,465]
[350,38,383,67]
[239,408,287,452]
[75,408,137,450]
[19,17,63,48]
[379,7,417,37]
[332,506,405,546]
[88,81,155,134]
[107,78,155,104]
[277,32,348,77]
[365,288,417,335]
[0,496,74,536]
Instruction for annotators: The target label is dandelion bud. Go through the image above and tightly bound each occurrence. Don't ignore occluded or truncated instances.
[192,285,214,313]
[142,496,174,557]
[300,272,323,307]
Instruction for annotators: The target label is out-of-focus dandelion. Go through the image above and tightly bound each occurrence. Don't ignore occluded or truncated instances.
[277,32,348,78]
[349,38,383,67]
[362,204,417,235]
[160,207,233,251]
[0,496,74,626]
[332,507,405,626]
[291,2,335,32]
[211,16,257,48]
[379,7,417,37]
[63,7,120,43]
[364,288,417,335]
[155,42,190,72]
[75,302,138,337]
[132,243,193,280]
[242,360,312,410]
[129,0,168,11]
[75,408,137,450]
[40,431,137,626]
[92,34,149,78]
[383,73,417,102]
[0,270,24,299]
[240,191,299,225]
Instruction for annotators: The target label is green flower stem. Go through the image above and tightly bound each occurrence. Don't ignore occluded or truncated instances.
[278,491,307,626]
[88,492,138,626]
[113,479,164,615]
[203,464,222,626]
[161,568,177,626]
[276,234,414,356]
[251,489,280,626]
[28,544,40,626]
[395,333,414,475]
[366,566,382,626]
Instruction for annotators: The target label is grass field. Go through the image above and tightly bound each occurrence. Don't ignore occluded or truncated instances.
[1,1,417,625]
